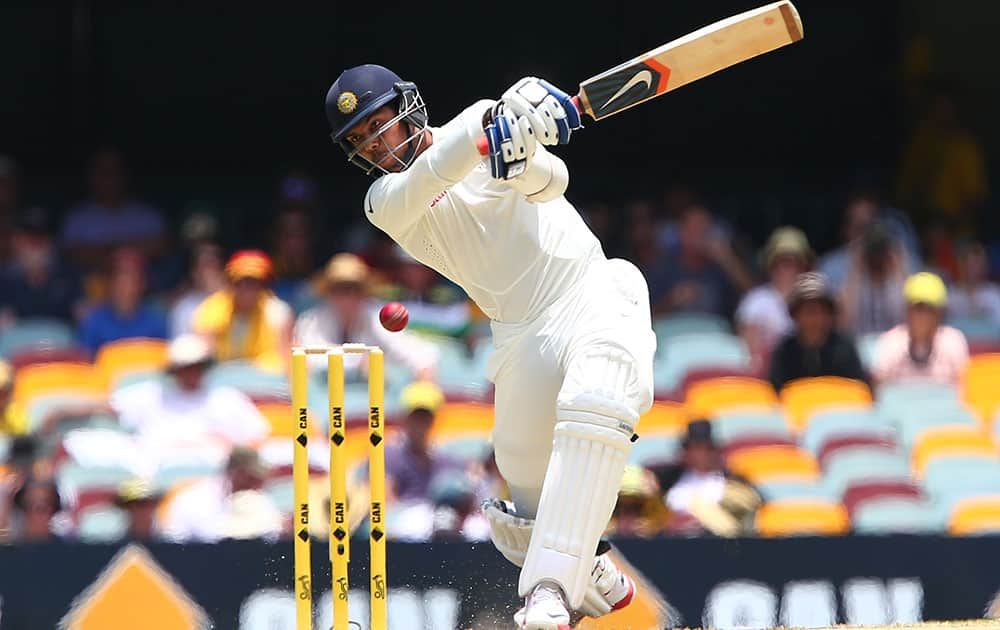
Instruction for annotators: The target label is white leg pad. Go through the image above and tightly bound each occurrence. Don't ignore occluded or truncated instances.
[482,499,615,618]
[517,417,632,609]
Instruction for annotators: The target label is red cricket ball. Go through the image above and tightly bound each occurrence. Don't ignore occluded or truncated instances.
[379,301,409,332]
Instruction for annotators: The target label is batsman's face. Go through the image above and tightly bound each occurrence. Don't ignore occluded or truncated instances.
[345,106,412,172]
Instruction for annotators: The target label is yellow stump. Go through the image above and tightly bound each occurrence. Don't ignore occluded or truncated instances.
[328,350,350,630]
[291,350,312,630]
[367,348,387,630]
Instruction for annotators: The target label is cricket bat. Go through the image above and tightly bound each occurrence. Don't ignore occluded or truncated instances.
[477,0,803,154]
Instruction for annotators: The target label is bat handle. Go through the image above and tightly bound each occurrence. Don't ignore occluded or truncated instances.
[476,95,582,156]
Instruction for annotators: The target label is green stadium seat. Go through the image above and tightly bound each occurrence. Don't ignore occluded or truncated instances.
[712,411,791,445]
[802,409,893,454]
[851,497,945,533]
[821,447,912,496]
[628,435,679,466]
[756,480,835,502]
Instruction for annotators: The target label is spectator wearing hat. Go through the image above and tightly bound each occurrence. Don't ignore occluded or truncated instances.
[736,227,814,361]
[655,420,761,536]
[160,445,281,543]
[40,334,268,449]
[0,206,83,324]
[115,478,165,541]
[293,253,437,379]
[192,249,293,371]
[78,246,168,356]
[768,272,870,391]
[873,272,969,385]
[384,381,463,505]
[607,465,668,538]
[840,222,910,336]
[169,242,227,337]
[61,148,167,270]
[948,242,1000,325]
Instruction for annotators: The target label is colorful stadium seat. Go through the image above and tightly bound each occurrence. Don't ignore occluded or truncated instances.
[851,497,945,534]
[94,337,169,390]
[0,319,76,358]
[12,362,105,411]
[721,434,796,459]
[8,346,90,371]
[628,435,679,466]
[842,480,923,517]
[206,360,289,400]
[652,313,730,343]
[817,434,899,468]
[755,480,835,503]
[948,496,1000,535]
[855,333,880,371]
[779,377,872,431]
[801,408,893,454]
[821,447,912,496]
[638,401,688,436]
[897,408,979,451]
[428,335,491,401]
[429,402,494,443]
[684,376,777,418]
[876,381,960,415]
[76,505,129,542]
[712,410,791,445]
[910,426,999,478]
[947,316,1000,344]
[654,333,751,395]
[56,461,136,494]
[963,353,1000,423]
[726,445,820,484]
[755,500,850,536]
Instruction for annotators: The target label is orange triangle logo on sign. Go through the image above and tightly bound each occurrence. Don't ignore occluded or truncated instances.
[60,544,210,630]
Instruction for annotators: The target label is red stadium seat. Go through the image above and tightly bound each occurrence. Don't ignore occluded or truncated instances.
[843,480,922,517]
[9,346,90,371]
[721,434,796,459]
[817,434,899,468]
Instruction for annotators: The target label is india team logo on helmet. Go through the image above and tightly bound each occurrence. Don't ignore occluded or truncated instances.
[336,91,358,114]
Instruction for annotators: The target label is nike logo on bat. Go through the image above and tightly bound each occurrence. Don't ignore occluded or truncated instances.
[601,69,653,111]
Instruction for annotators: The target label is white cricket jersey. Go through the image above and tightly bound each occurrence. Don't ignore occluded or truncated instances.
[365,100,604,324]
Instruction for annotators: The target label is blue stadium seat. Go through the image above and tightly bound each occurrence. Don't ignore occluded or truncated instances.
[653,333,750,394]
[756,480,835,502]
[922,457,1000,505]
[947,316,1000,343]
[429,335,491,400]
[713,411,791,445]
[821,447,912,496]
[628,435,679,466]
[263,477,295,514]
[0,319,75,358]
[652,314,730,346]
[56,461,136,494]
[802,408,894,454]
[876,381,960,412]
[205,360,289,399]
[851,497,946,534]
[153,462,222,492]
[77,505,129,542]
[897,413,979,451]
[433,436,492,463]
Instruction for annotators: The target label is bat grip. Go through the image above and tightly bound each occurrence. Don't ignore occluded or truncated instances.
[477,95,582,156]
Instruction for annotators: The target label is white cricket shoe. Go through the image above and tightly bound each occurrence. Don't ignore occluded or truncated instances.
[591,553,635,611]
[519,581,571,630]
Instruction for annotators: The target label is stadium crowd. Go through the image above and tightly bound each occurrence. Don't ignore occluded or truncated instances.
[1,142,1000,545]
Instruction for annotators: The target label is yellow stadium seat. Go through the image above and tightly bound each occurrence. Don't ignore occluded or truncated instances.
[756,500,850,536]
[12,362,105,406]
[94,337,169,390]
[780,377,872,431]
[638,401,687,436]
[911,426,999,477]
[685,377,778,418]
[726,445,820,484]
[429,402,494,443]
[948,496,1000,535]
[963,354,1000,423]
[256,401,324,438]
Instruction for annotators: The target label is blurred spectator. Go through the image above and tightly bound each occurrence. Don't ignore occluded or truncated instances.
[607,465,668,538]
[9,472,66,542]
[161,446,281,542]
[581,202,623,259]
[649,204,753,317]
[169,242,226,337]
[78,247,168,355]
[0,156,20,264]
[736,227,813,360]
[769,272,870,391]
[839,223,909,336]
[193,249,293,371]
[896,87,988,236]
[0,360,14,434]
[0,436,38,539]
[41,334,269,450]
[115,478,164,541]
[270,208,317,308]
[294,253,437,380]
[655,420,760,536]
[428,474,490,542]
[623,200,664,279]
[382,246,471,338]
[384,381,461,504]
[61,148,167,268]
[470,447,508,507]
[0,207,83,324]
[873,272,969,385]
[818,192,920,291]
[948,242,1000,323]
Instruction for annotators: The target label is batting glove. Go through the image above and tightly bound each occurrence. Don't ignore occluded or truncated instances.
[501,77,582,146]
[484,102,538,180]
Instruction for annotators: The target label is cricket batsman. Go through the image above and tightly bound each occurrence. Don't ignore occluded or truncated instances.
[325,64,655,629]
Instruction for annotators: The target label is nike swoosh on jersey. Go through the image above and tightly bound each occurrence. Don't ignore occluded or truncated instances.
[600,69,653,112]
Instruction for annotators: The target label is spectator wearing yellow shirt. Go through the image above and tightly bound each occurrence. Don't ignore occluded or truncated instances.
[192,250,293,372]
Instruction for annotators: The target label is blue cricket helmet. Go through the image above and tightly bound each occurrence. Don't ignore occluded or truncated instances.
[325,64,428,177]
